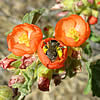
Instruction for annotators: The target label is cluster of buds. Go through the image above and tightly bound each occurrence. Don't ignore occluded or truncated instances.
[51,0,100,25]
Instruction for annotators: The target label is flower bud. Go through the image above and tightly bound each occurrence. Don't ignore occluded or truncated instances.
[0,57,16,69]
[8,75,25,87]
[51,3,64,10]
[38,77,50,91]
[88,0,94,4]
[88,16,98,24]
[37,65,52,91]
[77,1,84,7]
[56,11,69,17]
[73,2,83,13]
[0,85,13,100]
[95,0,100,9]
[52,74,61,86]
[19,54,36,69]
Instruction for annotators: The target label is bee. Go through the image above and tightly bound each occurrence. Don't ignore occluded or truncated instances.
[43,40,64,61]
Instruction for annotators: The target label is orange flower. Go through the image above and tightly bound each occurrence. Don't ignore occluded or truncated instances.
[55,15,90,47]
[7,23,43,56]
[38,38,67,69]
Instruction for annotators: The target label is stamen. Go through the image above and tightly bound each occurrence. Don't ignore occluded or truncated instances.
[66,27,79,41]
[18,33,30,47]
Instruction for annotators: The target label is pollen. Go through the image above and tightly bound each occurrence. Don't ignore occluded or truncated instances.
[57,47,62,58]
[43,45,48,53]
[66,27,79,41]
[18,33,30,47]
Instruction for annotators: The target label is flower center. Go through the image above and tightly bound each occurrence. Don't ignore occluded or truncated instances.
[18,33,30,47]
[66,27,79,42]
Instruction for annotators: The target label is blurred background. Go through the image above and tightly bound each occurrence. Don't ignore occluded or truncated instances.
[0,0,100,100]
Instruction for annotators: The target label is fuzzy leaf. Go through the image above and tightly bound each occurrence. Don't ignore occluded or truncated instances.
[8,53,22,59]
[12,61,36,98]
[22,8,45,24]
[11,60,22,68]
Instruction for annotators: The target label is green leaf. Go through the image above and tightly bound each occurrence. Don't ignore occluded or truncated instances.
[11,60,22,68]
[84,62,92,94]
[22,8,45,24]
[7,53,22,59]
[91,60,100,97]
[37,64,53,79]
[89,32,100,43]
[82,41,92,57]
[62,0,74,10]
[12,61,36,99]
[5,30,12,36]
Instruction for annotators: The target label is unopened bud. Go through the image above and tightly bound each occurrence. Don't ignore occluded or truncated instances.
[56,11,69,17]
[51,3,64,10]
[0,85,13,100]
[38,77,50,91]
[88,0,94,4]
[95,0,100,9]
[53,74,61,86]
[8,75,25,87]
[20,54,36,69]
[0,57,16,69]
[37,65,52,91]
